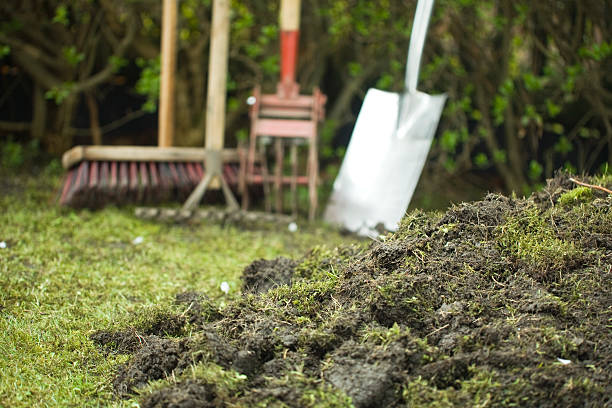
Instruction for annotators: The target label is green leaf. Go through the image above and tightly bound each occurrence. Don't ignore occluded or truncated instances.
[53,5,69,26]
[550,123,564,135]
[500,79,514,96]
[528,160,543,181]
[227,97,239,112]
[245,43,262,58]
[109,56,127,73]
[554,136,572,155]
[62,46,84,66]
[348,62,362,78]
[135,57,160,111]
[44,82,74,104]
[375,73,393,90]
[474,153,489,168]
[0,44,10,58]
[493,149,507,164]
[440,130,458,153]
[522,73,543,91]
[493,95,508,125]
[546,99,561,117]
[261,24,277,39]
[261,55,279,75]
[563,161,577,174]
[444,158,456,173]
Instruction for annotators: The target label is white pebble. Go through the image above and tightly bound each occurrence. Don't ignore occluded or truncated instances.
[288,222,298,232]
[220,281,230,294]
[132,236,144,245]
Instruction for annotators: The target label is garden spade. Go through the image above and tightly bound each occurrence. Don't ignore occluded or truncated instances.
[324,0,446,236]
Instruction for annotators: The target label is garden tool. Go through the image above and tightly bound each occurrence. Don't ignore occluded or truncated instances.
[324,0,446,235]
[58,0,240,208]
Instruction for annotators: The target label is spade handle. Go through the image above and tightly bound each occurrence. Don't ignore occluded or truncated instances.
[405,0,435,93]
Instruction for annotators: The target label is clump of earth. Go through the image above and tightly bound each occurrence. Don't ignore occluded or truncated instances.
[92,173,611,407]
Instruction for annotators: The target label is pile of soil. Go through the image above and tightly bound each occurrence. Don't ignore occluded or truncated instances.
[93,173,611,407]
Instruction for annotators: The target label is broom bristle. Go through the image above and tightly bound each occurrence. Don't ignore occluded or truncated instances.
[58,160,240,208]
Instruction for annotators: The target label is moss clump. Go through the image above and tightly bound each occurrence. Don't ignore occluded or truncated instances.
[558,186,593,206]
[497,205,583,281]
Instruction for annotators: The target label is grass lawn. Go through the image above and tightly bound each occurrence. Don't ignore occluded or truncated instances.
[0,167,361,407]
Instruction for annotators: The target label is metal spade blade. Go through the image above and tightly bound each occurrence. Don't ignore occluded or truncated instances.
[324,0,446,235]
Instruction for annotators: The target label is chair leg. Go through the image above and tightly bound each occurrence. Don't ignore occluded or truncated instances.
[274,139,284,214]
[259,143,272,212]
[290,142,298,217]
[238,142,249,211]
[308,138,318,221]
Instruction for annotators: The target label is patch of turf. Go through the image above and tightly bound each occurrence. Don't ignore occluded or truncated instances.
[0,168,361,407]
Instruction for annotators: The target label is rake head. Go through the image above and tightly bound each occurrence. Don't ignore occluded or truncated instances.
[58,160,240,208]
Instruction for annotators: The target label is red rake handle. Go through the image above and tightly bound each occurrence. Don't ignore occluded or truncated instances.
[279,0,301,85]
[280,30,299,84]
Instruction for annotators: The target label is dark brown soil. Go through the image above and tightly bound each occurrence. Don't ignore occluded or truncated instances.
[241,257,297,294]
[95,173,612,407]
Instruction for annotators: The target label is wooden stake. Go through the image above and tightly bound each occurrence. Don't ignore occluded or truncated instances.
[159,0,178,148]
[182,0,238,210]
[206,0,230,152]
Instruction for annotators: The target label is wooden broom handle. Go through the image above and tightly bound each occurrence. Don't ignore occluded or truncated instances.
[205,0,230,151]
[158,0,178,148]
[279,0,301,85]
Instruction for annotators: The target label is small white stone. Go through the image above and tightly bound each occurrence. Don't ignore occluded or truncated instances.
[557,358,571,365]
[132,236,144,245]
[220,281,230,294]
[0,241,6,249]
[288,222,298,232]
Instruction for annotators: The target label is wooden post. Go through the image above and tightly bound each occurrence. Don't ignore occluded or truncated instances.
[158,0,178,148]
[206,0,230,152]
[182,0,238,210]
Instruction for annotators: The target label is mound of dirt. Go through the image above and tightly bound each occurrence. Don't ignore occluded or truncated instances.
[96,173,612,407]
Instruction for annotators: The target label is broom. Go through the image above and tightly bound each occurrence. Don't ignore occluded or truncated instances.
[58,0,241,208]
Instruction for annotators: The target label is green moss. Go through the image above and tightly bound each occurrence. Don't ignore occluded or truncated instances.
[558,186,592,206]
[497,206,581,278]
[268,278,338,317]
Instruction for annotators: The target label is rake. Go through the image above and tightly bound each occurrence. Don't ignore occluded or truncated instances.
[58,0,240,208]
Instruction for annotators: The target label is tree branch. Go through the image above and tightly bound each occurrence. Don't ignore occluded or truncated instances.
[71,13,136,94]
[68,109,147,137]
[0,121,31,132]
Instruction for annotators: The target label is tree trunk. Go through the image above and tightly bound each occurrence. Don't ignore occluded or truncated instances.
[45,95,77,154]
[85,92,102,145]
[31,83,46,141]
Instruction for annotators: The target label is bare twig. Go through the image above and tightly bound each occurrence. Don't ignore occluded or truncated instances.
[569,177,612,195]
[69,109,147,137]
[425,323,449,338]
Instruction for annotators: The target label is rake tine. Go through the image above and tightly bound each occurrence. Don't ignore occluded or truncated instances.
[87,161,99,208]
[59,167,76,205]
[118,162,129,204]
[139,162,149,203]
